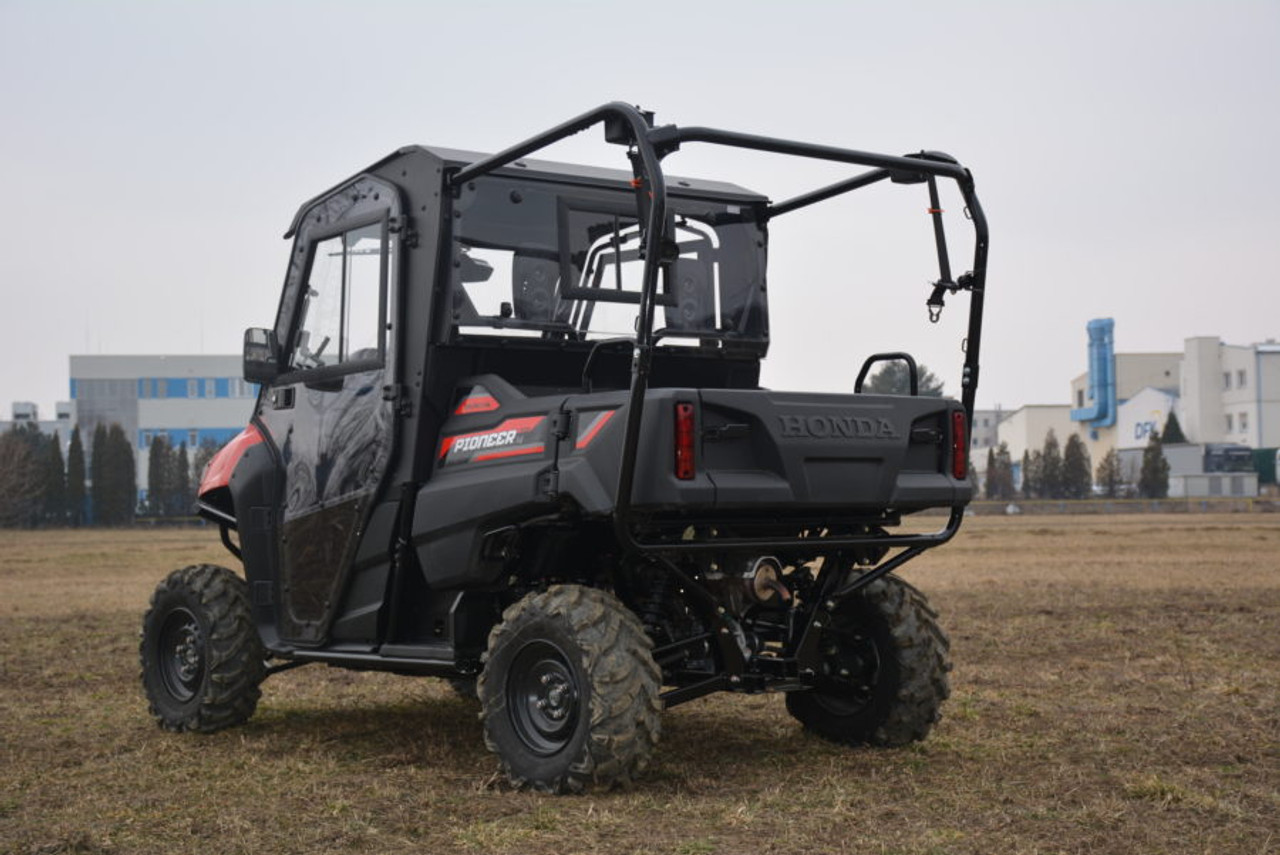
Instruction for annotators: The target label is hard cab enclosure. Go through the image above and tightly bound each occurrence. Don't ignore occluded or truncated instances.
[156,103,988,791]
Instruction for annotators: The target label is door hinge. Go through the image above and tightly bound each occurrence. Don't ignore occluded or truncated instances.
[551,411,572,440]
[382,384,413,418]
[541,467,560,498]
[389,214,418,248]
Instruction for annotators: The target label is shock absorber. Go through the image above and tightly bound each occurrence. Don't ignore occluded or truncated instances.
[636,565,674,640]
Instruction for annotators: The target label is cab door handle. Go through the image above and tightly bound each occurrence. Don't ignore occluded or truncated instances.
[269,387,296,410]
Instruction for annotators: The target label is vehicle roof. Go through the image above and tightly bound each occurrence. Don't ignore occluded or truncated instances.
[286,144,767,237]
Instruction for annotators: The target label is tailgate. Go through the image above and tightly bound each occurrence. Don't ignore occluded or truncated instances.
[698,389,969,512]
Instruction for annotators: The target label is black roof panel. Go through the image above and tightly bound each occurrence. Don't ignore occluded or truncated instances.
[287,144,766,237]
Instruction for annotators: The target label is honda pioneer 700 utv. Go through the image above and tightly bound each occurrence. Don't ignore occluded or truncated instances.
[140,103,988,793]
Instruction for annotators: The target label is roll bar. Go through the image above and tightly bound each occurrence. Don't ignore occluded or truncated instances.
[446,102,989,568]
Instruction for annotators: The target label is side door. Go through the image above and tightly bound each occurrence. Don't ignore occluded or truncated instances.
[256,176,402,646]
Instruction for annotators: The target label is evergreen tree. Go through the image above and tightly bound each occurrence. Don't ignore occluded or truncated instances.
[984,447,998,500]
[1040,430,1064,499]
[989,442,1016,501]
[863,361,945,397]
[1162,411,1188,444]
[192,437,223,488]
[1095,448,1123,499]
[93,423,136,525]
[174,442,192,515]
[1138,428,1170,499]
[1062,434,1092,499]
[1021,449,1039,498]
[147,435,172,515]
[107,424,137,524]
[42,431,67,524]
[90,423,108,525]
[67,427,86,526]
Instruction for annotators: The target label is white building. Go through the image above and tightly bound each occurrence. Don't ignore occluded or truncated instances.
[0,401,75,451]
[1115,387,1179,451]
[1180,337,1280,449]
[993,404,1082,489]
[968,408,1006,476]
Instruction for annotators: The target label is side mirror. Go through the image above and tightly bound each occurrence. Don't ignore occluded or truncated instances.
[243,327,280,385]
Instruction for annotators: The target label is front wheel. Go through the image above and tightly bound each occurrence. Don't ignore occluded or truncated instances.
[478,585,662,793]
[140,564,266,732]
[787,573,951,746]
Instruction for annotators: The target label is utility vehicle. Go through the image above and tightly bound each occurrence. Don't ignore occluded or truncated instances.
[140,103,989,793]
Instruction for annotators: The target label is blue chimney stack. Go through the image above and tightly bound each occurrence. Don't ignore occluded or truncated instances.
[1070,318,1116,429]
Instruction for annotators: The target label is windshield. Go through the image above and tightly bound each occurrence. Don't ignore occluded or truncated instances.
[450,176,767,345]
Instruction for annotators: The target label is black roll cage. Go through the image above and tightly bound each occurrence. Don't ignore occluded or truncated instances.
[448,102,989,594]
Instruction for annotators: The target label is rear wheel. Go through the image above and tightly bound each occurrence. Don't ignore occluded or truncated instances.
[478,585,662,793]
[140,564,265,732]
[787,574,950,746]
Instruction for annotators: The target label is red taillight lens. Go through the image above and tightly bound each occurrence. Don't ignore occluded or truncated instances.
[675,402,696,480]
[951,410,968,480]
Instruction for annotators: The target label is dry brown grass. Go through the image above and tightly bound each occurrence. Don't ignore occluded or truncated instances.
[1,516,1277,854]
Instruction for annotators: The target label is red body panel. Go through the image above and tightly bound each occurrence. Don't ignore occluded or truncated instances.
[198,424,264,497]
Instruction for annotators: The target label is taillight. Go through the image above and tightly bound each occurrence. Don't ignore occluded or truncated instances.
[951,410,968,480]
[674,402,696,480]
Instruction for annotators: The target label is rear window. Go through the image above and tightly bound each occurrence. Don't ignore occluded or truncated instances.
[451,177,767,346]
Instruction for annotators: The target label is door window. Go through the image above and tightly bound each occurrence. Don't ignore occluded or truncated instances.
[290,221,385,371]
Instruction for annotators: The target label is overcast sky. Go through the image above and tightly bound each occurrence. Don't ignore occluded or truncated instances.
[2,0,1277,420]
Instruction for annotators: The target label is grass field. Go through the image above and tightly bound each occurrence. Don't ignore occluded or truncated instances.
[2,515,1277,854]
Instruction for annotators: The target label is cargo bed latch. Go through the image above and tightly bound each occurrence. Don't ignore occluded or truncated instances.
[703,423,749,442]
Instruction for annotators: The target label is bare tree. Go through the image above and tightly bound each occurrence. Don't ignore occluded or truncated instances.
[0,430,44,527]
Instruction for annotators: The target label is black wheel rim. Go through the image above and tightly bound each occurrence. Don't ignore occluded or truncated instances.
[158,607,205,703]
[506,639,581,757]
[813,620,882,715]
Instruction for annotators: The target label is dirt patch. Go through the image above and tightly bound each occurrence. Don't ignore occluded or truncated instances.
[1,517,1277,854]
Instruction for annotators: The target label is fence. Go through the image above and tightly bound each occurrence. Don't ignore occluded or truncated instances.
[966,497,1275,515]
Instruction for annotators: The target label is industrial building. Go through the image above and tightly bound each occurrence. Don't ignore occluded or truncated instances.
[996,320,1280,496]
[68,355,256,501]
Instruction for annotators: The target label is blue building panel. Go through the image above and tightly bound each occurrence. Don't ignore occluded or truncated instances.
[215,378,230,398]
[164,379,188,398]
[69,379,78,399]
[138,427,242,451]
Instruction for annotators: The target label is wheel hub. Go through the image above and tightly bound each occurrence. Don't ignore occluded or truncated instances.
[158,608,205,703]
[507,639,581,756]
[815,624,880,712]
[175,625,201,682]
